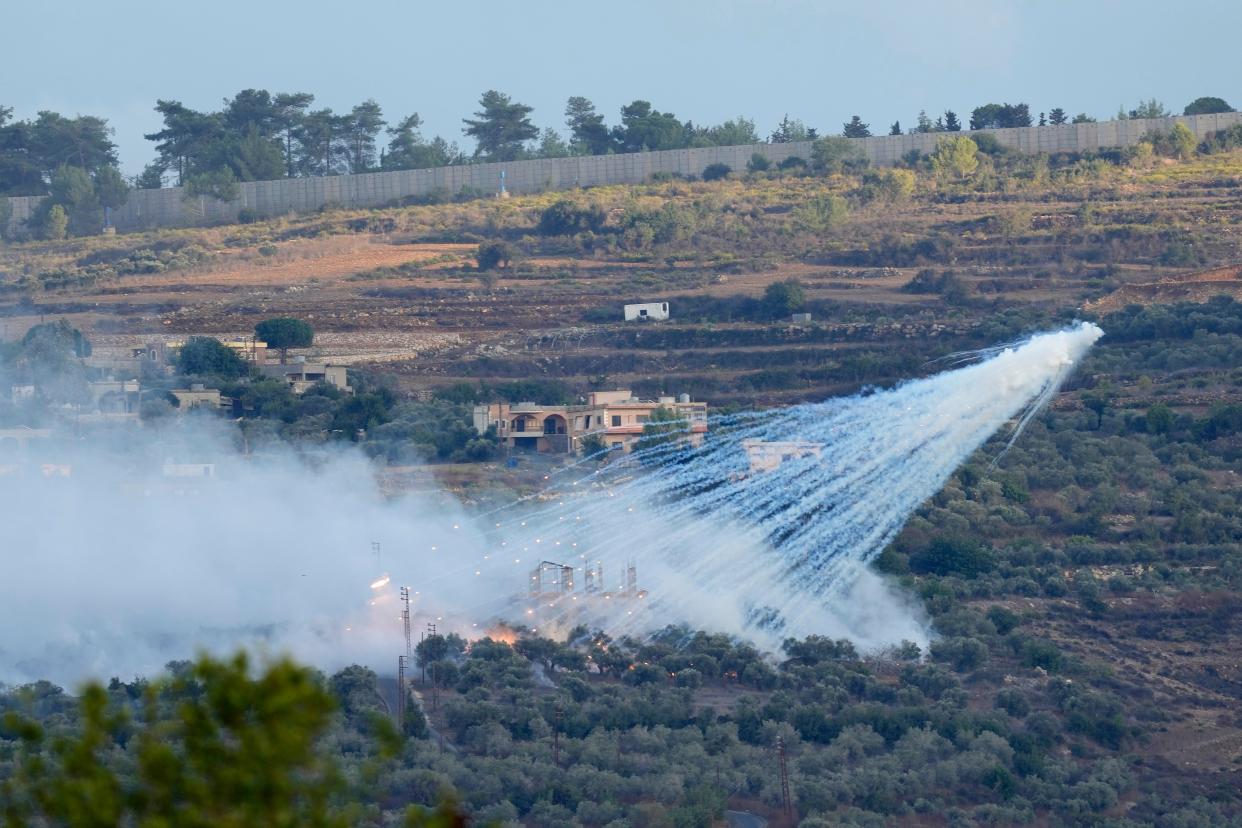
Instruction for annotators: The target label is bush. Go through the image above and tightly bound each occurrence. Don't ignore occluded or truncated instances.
[930,636,989,672]
[930,136,980,180]
[237,207,260,224]
[986,606,1022,635]
[763,279,806,317]
[176,336,248,379]
[810,137,868,173]
[746,153,771,173]
[42,204,69,241]
[701,162,732,181]
[909,536,996,577]
[1200,123,1242,153]
[476,240,513,271]
[1145,123,1197,159]
[778,155,808,170]
[994,688,1031,718]
[537,199,606,236]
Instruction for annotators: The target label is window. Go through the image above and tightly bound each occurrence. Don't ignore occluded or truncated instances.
[639,309,648,317]
[611,415,622,427]
[637,415,650,423]
[610,442,623,450]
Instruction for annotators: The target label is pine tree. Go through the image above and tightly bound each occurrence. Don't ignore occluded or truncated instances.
[463,90,539,161]
[346,99,385,172]
[842,116,871,138]
[564,96,612,154]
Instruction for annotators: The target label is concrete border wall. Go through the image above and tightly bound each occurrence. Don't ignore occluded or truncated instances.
[5,112,1241,237]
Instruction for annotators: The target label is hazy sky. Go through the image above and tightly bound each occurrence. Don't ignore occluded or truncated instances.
[6,0,1241,173]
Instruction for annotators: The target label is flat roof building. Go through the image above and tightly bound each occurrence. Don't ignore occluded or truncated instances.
[474,390,707,455]
[259,362,350,395]
[624,302,669,322]
[741,440,824,473]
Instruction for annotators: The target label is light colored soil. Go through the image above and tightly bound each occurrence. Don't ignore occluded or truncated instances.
[125,240,477,290]
[1084,264,1242,313]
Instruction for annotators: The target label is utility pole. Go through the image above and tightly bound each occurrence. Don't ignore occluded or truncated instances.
[419,629,426,685]
[426,622,439,710]
[397,655,407,730]
[553,704,563,768]
[400,586,412,660]
[777,735,792,820]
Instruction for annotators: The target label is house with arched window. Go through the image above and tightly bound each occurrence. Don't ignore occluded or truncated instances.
[473,390,707,455]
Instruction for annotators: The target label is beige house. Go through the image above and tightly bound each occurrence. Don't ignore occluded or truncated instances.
[474,390,707,454]
[168,338,268,364]
[259,361,350,395]
[171,385,225,411]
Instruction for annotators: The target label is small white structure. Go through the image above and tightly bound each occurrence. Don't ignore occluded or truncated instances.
[741,440,824,474]
[162,463,215,478]
[624,302,669,322]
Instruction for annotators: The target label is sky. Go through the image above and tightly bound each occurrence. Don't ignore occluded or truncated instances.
[5,0,1241,174]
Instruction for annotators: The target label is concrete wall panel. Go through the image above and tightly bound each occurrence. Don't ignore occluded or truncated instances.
[5,113,1241,238]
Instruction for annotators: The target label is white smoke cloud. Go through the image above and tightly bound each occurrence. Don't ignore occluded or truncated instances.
[0,323,1102,687]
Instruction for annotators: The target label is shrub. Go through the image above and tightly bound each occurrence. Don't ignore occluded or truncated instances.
[763,279,806,317]
[930,636,989,672]
[994,688,1031,718]
[792,195,848,233]
[778,155,807,170]
[930,136,979,180]
[237,207,260,224]
[861,168,915,203]
[746,152,771,173]
[810,137,868,173]
[910,536,996,577]
[1145,123,1197,159]
[176,336,249,379]
[42,204,69,240]
[1200,123,1242,153]
[537,199,606,236]
[701,162,732,181]
[476,240,513,271]
[986,605,1022,635]
[970,132,1007,156]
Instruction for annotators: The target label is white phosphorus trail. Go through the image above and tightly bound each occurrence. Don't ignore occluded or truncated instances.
[0,323,1102,683]
[484,322,1104,648]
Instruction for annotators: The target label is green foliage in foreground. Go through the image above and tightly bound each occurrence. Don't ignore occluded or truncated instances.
[0,653,474,828]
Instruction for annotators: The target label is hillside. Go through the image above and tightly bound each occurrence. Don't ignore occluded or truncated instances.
[2,142,1242,825]
[3,146,1242,404]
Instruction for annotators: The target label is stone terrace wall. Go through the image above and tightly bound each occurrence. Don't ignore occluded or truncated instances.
[5,112,1241,237]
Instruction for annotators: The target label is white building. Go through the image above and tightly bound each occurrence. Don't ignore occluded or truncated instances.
[741,440,824,473]
[623,302,669,322]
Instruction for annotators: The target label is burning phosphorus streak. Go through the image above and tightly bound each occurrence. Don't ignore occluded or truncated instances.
[492,322,1103,646]
[0,322,1102,684]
